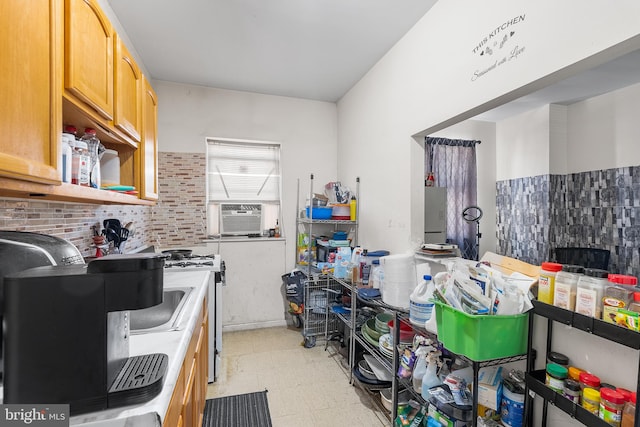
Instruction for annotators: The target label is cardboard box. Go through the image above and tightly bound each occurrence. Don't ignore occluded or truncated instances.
[480,251,540,281]
[476,366,503,411]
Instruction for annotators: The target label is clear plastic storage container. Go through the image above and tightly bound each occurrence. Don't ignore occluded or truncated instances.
[538,262,562,304]
[575,268,609,318]
[553,265,584,310]
[603,274,638,325]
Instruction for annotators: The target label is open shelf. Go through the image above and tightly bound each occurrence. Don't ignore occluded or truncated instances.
[532,300,640,349]
[526,370,611,427]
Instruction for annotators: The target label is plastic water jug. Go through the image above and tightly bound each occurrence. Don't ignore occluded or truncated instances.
[410,275,435,326]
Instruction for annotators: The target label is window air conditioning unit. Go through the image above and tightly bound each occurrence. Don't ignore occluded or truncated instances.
[220,203,263,236]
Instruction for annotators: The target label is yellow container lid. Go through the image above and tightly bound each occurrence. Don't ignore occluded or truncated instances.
[583,388,601,401]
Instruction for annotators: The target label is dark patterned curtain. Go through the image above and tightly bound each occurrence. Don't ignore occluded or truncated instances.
[425,137,480,259]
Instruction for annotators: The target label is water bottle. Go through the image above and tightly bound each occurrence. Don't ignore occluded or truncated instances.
[80,128,101,189]
[70,139,90,186]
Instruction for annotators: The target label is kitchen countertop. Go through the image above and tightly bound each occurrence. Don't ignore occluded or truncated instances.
[69,270,210,427]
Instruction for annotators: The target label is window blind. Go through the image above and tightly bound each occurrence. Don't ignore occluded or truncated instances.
[206,139,281,202]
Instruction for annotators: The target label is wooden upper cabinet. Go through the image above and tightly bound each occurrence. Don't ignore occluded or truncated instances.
[137,76,159,200]
[114,34,142,142]
[64,0,114,121]
[0,0,62,185]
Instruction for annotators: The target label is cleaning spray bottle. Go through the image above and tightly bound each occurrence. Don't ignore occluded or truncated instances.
[421,351,442,401]
[412,346,428,393]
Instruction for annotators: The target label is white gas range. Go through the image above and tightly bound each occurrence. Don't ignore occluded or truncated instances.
[164,254,225,383]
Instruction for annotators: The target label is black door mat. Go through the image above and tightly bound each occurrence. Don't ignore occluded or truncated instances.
[202,390,272,427]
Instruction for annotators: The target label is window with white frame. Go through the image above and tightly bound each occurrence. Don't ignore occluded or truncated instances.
[206,138,282,237]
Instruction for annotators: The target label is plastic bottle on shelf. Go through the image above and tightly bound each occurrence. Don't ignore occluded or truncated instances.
[621,391,636,427]
[538,262,562,304]
[61,133,73,183]
[603,274,638,325]
[412,346,428,393]
[369,260,381,289]
[628,292,640,313]
[599,387,625,426]
[70,139,90,186]
[421,352,441,401]
[575,268,609,318]
[410,275,435,326]
[274,220,280,238]
[63,124,77,139]
[80,128,101,189]
[349,196,356,221]
[553,264,584,310]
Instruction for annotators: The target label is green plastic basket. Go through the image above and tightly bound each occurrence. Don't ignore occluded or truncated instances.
[434,300,528,361]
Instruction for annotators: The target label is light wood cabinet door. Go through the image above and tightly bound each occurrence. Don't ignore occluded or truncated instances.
[114,34,142,142]
[163,299,208,427]
[137,76,159,200]
[0,0,62,185]
[182,361,196,427]
[64,0,113,121]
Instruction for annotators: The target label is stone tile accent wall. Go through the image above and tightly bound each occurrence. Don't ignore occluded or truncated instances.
[0,198,151,257]
[496,175,553,264]
[149,152,207,248]
[497,166,640,277]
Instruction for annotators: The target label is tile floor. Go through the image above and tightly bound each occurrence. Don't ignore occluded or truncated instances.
[206,326,389,426]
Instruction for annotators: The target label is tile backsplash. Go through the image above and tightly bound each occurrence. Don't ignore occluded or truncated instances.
[149,152,207,248]
[0,152,207,257]
[497,166,640,276]
[0,198,150,257]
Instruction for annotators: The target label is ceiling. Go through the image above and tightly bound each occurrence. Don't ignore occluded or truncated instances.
[107,0,640,119]
[106,0,438,102]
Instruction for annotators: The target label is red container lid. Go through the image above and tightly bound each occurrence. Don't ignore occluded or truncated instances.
[579,372,601,388]
[631,392,637,404]
[634,292,640,302]
[616,387,633,402]
[541,262,562,272]
[600,388,626,405]
[608,274,638,286]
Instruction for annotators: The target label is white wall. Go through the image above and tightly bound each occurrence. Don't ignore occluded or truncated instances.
[154,81,339,329]
[495,81,640,181]
[566,81,640,173]
[337,0,640,255]
[496,105,551,181]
